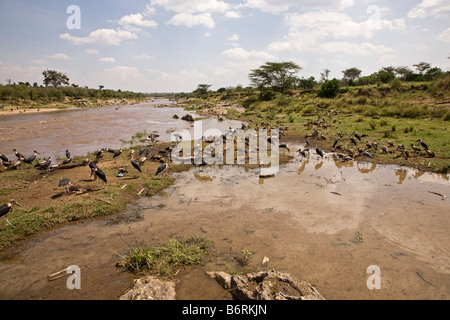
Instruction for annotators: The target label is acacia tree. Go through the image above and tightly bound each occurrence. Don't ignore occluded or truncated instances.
[42,69,70,87]
[320,69,330,83]
[193,84,212,96]
[413,62,431,75]
[249,61,302,94]
[342,67,362,83]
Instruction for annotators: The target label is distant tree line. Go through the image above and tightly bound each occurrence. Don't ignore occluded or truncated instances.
[183,61,448,100]
[1,69,149,102]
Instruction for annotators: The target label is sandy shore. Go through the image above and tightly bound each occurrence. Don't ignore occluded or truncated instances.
[0,108,62,116]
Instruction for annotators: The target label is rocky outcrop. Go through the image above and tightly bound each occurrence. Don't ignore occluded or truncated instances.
[181,114,195,122]
[206,269,325,300]
[120,276,177,300]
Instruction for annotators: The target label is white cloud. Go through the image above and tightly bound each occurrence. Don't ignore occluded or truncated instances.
[242,0,354,14]
[150,0,231,14]
[99,57,116,63]
[118,13,158,28]
[47,53,73,60]
[408,0,450,19]
[85,49,99,54]
[166,13,215,28]
[225,11,242,19]
[283,11,405,40]
[318,41,394,55]
[143,4,156,16]
[227,34,239,41]
[104,66,143,80]
[134,54,154,60]
[60,28,138,46]
[266,10,404,55]
[438,28,450,43]
[221,47,276,61]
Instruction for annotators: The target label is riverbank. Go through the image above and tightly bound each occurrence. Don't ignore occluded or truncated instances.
[175,84,450,175]
[0,97,152,117]
[0,142,186,252]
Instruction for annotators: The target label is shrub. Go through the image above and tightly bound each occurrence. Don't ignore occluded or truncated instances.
[319,79,341,98]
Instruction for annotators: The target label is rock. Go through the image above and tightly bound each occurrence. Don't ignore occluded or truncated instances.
[120,276,176,300]
[262,256,270,266]
[181,114,195,122]
[206,269,325,300]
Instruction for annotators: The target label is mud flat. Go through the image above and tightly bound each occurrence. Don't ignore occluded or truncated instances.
[0,146,448,300]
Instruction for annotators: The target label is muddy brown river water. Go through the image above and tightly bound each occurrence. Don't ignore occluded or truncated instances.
[0,103,449,300]
[0,100,242,161]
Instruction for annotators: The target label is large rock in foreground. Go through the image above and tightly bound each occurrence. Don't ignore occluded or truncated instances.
[206,269,325,300]
[120,276,176,300]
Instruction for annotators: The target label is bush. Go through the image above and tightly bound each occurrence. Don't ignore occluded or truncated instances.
[260,90,277,101]
[319,79,341,98]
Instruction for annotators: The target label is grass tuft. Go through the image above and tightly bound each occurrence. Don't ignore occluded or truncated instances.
[116,236,213,278]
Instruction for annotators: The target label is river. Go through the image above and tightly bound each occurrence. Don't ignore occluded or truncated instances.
[0,102,449,300]
[0,99,243,161]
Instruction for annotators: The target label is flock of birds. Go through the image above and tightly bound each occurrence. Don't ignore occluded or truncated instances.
[0,133,170,228]
[293,115,436,163]
[0,115,438,228]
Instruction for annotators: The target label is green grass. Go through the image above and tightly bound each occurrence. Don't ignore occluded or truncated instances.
[178,79,449,173]
[116,236,213,278]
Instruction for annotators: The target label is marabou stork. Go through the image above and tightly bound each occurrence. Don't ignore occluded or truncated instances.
[155,161,168,176]
[416,139,429,150]
[22,151,40,164]
[353,132,362,141]
[39,157,52,171]
[12,148,23,160]
[130,155,142,176]
[316,148,324,159]
[0,200,22,228]
[94,167,107,184]
[58,178,73,194]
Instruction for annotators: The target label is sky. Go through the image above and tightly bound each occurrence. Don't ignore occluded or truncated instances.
[0,0,449,93]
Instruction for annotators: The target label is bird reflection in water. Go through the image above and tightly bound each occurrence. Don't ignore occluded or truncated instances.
[314,161,324,171]
[357,162,376,174]
[395,168,408,184]
[297,156,309,176]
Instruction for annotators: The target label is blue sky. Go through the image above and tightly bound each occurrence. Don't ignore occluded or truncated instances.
[0,0,449,92]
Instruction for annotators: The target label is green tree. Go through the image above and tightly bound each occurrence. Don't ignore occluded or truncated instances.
[319,79,341,98]
[320,69,330,83]
[193,84,211,97]
[249,61,302,93]
[342,67,362,83]
[42,69,70,87]
[394,66,413,80]
[378,68,396,83]
[413,62,432,75]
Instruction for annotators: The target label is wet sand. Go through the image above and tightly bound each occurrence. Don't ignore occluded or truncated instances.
[0,108,62,116]
[0,148,448,300]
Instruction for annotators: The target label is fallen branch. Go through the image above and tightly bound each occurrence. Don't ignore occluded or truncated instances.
[47,267,70,281]
[428,191,447,200]
[138,188,145,196]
